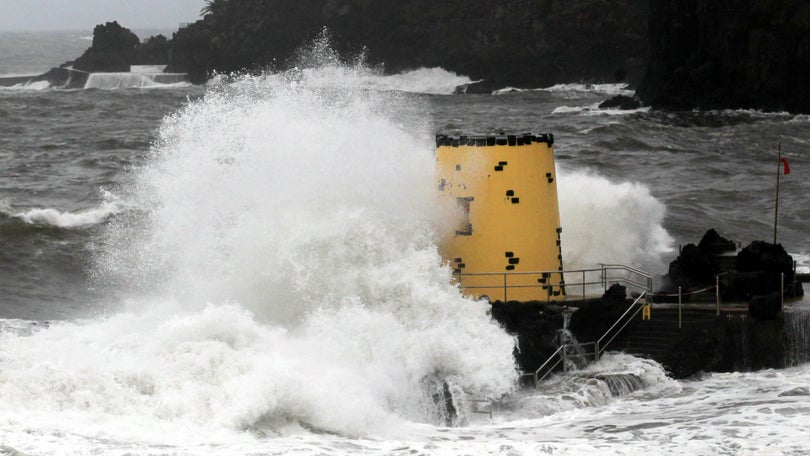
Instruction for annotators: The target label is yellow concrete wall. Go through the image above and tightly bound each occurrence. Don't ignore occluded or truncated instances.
[436,134,565,302]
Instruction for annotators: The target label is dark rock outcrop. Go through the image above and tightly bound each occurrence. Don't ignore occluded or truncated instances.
[661,229,736,298]
[132,35,172,66]
[638,0,810,113]
[660,229,802,303]
[74,21,140,72]
[598,94,642,110]
[490,300,564,381]
[736,241,801,299]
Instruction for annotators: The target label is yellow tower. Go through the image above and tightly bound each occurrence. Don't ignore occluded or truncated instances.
[436,134,565,302]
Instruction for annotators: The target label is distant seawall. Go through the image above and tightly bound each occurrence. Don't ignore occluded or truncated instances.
[2,68,188,90]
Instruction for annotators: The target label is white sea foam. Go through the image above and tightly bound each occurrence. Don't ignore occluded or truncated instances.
[298,66,474,95]
[557,168,675,275]
[0,80,51,91]
[494,83,634,97]
[2,193,122,228]
[542,83,634,95]
[552,103,650,116]
[212,63,472,95]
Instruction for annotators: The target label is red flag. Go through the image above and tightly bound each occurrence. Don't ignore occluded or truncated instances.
[782,157,791,175]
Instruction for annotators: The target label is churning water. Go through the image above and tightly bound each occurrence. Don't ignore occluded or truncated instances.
[1,34,809,454]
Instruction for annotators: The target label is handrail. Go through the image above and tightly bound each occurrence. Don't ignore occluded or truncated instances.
[596,291,647,352]
[533,341,598,384]
[599,263,651,278]
[596,292,647,357]
[532,344,565,385]
[453,264,653,302]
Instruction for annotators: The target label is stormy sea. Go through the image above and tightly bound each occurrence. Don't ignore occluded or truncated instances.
[1,31,809,455]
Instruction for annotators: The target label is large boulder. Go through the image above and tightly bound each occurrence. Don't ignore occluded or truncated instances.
[660,229,736,297]
[736,241,796,298]
[598,95,642,110]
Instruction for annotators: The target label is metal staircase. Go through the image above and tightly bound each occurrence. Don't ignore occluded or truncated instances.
[532,291,649,386]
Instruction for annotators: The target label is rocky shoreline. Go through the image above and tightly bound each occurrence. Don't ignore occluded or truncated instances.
[11,2,810,113]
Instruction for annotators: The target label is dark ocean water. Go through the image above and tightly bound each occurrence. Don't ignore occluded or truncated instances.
[1,32,810,455]
[2,80,808,319]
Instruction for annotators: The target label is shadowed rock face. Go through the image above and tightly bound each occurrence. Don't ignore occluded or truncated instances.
[168,0,648,88]
[638,0,810,113]
[73,21,140,72]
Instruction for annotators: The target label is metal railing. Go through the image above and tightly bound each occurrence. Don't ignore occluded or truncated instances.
[453,264,653,302]
[532,291,647,386]
[595,291,647,358]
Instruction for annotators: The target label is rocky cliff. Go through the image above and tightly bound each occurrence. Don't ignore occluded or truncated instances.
[72,21,172,73]
[637,0,810,112]
[167,0,648,89]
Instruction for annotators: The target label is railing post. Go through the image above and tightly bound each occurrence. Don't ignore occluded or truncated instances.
[582,270,586,300]
[594,341,600,361]
[602,264,607,292]
[781,272,785,307]
[678,286,682,329]
[715,275,720,316]
[503,273,507,302]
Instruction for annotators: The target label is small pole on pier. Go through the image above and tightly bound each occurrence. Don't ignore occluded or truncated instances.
[773,141,787,244]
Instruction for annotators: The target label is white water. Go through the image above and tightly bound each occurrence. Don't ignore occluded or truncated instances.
[209,63,473,95]
[297,66,474,95]
[1,192,122,228]
[552,103,651,116]
[494,83,634,97]
[84,72,188,90]
[1,80,51,91]
[558,169,674,274]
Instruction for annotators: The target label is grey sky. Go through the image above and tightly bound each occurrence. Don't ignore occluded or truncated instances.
[0,0,209,31]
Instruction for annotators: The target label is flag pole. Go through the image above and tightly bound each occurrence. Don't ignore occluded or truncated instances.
[773,141,782,244]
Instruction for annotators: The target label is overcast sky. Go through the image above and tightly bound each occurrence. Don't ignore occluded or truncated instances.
[0,0,209,32]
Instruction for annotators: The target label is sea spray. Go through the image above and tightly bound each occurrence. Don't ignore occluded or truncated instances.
[0,48,519,444]
[557,168,674,275]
